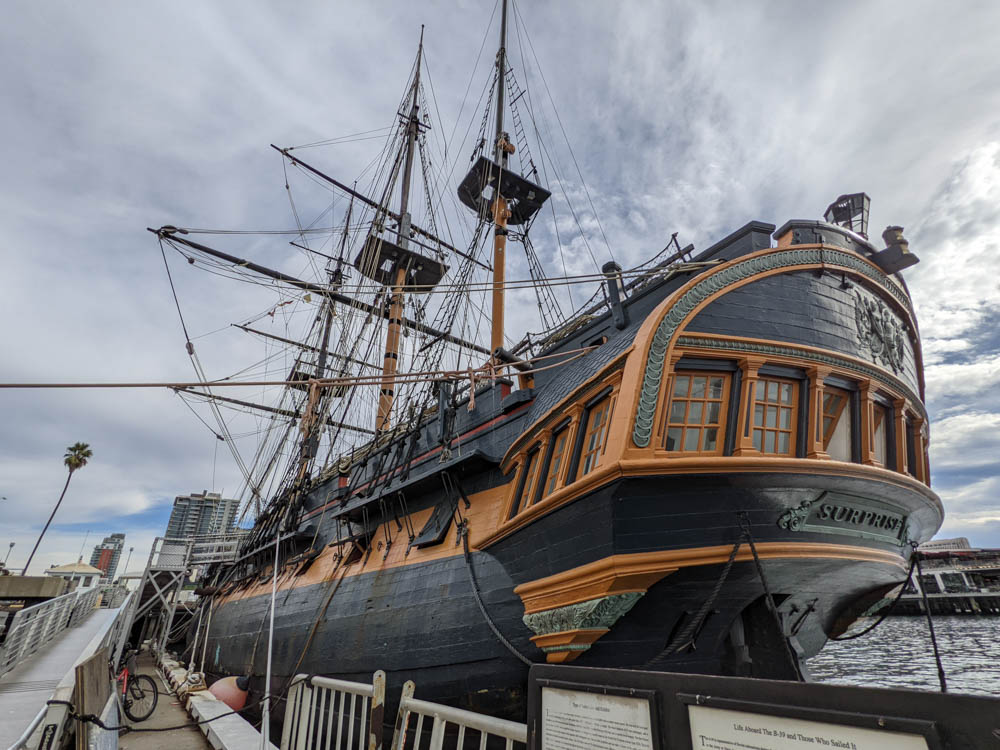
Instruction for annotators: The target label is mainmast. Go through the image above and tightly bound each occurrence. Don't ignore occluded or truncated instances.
[377,27,424,434]
[456,0,551,357]
[490,0,512,354]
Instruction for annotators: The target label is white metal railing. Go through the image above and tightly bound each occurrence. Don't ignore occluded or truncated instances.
[0,589,76,677]
[150,537,194,570]
[281,672,386,750]
[390,682,527,750]
[189,533,247,565]
[67,587,102,628]
[7,590,134,750]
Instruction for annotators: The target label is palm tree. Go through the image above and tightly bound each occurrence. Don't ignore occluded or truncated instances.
[23,443,93,575]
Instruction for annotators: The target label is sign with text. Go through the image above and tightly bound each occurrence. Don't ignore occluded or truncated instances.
[688,706,929,750]
[541,686,654,750]
[528,665,996,748]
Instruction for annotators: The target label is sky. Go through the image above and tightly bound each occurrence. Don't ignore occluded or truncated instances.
[1,0,998,574]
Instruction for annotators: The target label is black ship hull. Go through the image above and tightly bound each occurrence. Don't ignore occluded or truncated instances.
[203,470,938,720]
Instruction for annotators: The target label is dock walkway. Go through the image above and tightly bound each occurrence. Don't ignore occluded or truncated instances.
[0,607,116,748]
[118,655,210,750]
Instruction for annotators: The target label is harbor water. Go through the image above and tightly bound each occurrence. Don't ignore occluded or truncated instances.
[808,616,1000,696]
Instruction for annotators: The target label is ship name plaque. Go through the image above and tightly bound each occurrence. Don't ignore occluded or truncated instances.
[688,705,929,750]
[541,686,655,750]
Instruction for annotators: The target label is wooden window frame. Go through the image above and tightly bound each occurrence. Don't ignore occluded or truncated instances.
[577,397,613,479]
[820,383,857,462]
[751,375,799,456]
[508,444,541,519]
[663,370,732,456]
[535,420,571,502]
[568,387,612,479]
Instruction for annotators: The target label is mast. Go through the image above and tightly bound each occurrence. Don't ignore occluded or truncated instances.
[376,27,424,434]
[490,0,513,354]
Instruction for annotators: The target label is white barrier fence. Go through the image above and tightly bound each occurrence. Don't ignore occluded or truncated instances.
[281,672,387,750]
[0,586,103,678]
[7,590,134,750]
[280,674,527,750]
[390,682,527,750]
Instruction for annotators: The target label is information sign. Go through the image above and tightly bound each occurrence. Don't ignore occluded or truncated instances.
[688,705,930,750]
[541,686,655,750]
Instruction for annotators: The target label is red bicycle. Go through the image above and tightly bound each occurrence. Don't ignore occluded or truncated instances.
[114,648,158,722]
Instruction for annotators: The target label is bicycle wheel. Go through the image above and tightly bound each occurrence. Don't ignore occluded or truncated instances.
[123,674,158,722]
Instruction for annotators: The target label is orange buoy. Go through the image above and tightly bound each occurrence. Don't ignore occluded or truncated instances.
[208,675,249,710]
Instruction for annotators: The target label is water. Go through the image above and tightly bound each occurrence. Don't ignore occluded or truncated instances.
[808,616,1000,696]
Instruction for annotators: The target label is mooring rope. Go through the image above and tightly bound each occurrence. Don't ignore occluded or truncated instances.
[912,542,948,692]
[644,533,745,668]
[460,525,534,667]
[830,551,919,641]
[738,512,802,678]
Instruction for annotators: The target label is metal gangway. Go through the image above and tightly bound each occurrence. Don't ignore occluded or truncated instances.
[0,587,133,750]
[113,533,244,662]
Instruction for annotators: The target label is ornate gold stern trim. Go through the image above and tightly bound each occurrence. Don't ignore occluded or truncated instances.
[514,541,905,661]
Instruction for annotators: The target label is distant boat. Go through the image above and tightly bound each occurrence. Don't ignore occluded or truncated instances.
[152,0,942,724]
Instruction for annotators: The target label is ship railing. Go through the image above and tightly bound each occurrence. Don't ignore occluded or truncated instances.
[389,681,528,750]
[281,671,386,750]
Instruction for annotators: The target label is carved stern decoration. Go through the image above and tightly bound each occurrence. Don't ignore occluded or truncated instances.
[514,559,678,662]
[854,291,906,373]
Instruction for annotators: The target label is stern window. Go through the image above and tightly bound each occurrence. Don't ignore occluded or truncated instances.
[822,386,852,462]
[578,398,612,478]
[509,446,541,518]
[542,428,570,497]
[665,373,730,454]
[873,403,889,466]
[753,378,797,456]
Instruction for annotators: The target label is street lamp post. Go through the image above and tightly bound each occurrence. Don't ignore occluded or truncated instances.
[123,547,134,578]
[3,542,13,566]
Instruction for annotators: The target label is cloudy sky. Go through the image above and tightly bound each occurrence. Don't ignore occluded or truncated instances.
[1,0,998,574]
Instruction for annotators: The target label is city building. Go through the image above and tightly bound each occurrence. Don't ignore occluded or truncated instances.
[89,533,126,582]
[44,562,104,593]
[165,490,239,539]
[918,537,972,552]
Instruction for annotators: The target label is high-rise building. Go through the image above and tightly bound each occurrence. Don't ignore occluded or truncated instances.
[89,533,126,581]
[165,491,239,539]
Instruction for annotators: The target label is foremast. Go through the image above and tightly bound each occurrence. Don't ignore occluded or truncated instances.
[377,28,424,435]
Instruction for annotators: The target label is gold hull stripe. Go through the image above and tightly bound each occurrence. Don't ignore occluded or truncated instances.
[514,541,906,615]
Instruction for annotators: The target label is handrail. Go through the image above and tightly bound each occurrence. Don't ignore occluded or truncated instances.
[5,591,134,750]
[390,681,527,750]
[0,589,79,678]
[281,672,386,750]
[7,703,49,750]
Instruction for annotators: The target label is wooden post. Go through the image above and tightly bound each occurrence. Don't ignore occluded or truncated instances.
[734,357,765,455]
[377,266,408,434]
[893,398,908,474]
[806,366,832,459]
[859,379,877,465]
[912,415,927,483]
[491,197,510,353]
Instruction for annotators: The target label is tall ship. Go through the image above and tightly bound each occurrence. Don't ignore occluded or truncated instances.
[151,1,942,724]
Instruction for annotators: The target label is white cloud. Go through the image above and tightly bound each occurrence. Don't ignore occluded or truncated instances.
[2,0,1000,563]
[929,412,1000,471]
